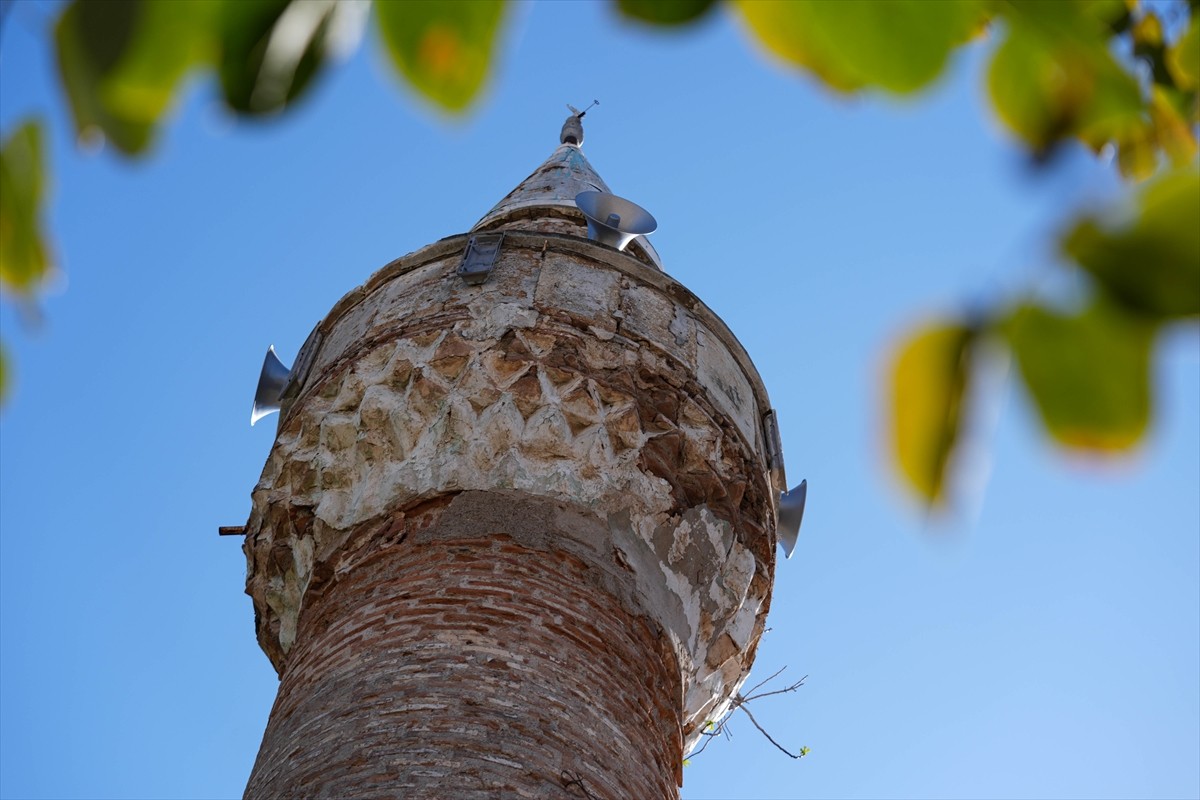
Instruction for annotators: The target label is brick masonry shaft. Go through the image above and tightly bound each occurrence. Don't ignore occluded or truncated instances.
[245,493,681,799]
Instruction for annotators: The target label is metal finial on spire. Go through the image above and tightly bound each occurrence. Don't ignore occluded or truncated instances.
[560,100,598,146]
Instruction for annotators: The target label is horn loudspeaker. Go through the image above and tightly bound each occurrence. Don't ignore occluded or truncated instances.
[777,479,807,559]
[251,345,292,426]
[575,191,657,251]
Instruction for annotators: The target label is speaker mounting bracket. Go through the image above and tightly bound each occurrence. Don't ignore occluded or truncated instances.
[457,232,505,286]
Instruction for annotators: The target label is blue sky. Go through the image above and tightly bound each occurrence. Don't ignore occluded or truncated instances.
[1,2,1197,799]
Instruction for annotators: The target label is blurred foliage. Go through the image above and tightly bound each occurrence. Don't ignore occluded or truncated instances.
[736,0,986,93]
[1005,300,1155,450]
[0,117,53,402]
[218,0,366,117]
[0,0,1196,520]
[618,0,717,27]
[889,324,975,507]
[1064,166,1200,318]
[375,0,504,112]
[54,0,216,154]
[986,5,1144,160]
[0,119,51,295]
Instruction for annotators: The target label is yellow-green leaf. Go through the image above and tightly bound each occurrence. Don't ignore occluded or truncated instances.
[1149,85,1198,164]
[1114,120,1158,181]
[54,0,216,155]
[1132,10,1164,48]
[1005,301,1153,452]
[889,323,974,505]
[375,0,505,113]
[734,0,986,95]
[1166,14,1199,91]
[616,0,716,26]
[1063,166,1200,319]
[0,119,52,294]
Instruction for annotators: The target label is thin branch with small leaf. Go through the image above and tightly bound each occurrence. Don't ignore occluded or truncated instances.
[688,666,810,763]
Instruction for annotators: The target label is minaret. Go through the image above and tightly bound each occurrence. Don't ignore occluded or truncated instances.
[239,113,787,799]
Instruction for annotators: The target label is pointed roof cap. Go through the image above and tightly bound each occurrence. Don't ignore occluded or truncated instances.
[471,113,662,270]
[473,142,612,230]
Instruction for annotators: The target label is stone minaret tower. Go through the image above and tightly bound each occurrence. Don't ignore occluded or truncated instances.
[239,115,787,799]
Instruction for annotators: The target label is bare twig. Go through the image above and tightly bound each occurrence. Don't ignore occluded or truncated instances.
[686,666,809,765]
[742,665,788,698]
[731,696,804,760]
[742,674,806,703]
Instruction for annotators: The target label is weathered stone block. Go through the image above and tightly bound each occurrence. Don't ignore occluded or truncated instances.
[696,326,760,454]
[534,254,620,330]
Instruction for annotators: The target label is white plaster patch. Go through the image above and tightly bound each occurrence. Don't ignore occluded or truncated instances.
[726,593,762,651]
[668,517,693,566]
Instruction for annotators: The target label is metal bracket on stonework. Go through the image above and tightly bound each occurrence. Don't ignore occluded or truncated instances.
[457,232,505,286]
[763,409,786,488]
[763,409,806,559]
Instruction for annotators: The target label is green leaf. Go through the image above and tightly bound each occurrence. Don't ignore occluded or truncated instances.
[218,0,362,116]
[0,119,53,294]
[54,0,216,155]
[734,0,986,94]
[375,0,505,113]
[889,322,975,505]
[1063,167,1200,319]
[1005,301,1153,452]
[998,0,1128,40]
[100,1,217,119]
[987,18,1143,154]
[55,1,151,154]
[616,0,716,26]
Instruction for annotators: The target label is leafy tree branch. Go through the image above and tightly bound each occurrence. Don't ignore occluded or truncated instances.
[0,0,1196,514]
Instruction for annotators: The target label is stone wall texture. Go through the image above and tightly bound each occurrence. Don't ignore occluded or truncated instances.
[243,218,780,796]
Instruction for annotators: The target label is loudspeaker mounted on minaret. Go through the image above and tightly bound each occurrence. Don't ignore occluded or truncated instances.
[776,480,808,559]
[575,190,658,252]
[250,345,292,426]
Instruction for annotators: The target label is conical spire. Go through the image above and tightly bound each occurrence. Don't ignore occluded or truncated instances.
[472,111,662,270]
[471,140,611,231]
